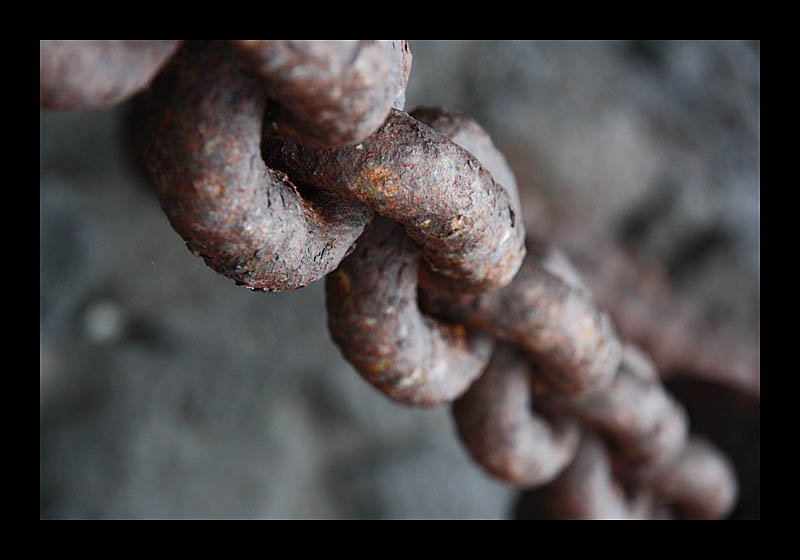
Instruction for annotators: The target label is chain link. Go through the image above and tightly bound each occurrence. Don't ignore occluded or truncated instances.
[41,39,753,519]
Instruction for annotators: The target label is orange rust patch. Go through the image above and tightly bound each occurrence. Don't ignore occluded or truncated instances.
[365,163,400,196]
[450,215,467,232]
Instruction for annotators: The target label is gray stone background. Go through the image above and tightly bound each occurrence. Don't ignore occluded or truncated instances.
[40,40,759,519]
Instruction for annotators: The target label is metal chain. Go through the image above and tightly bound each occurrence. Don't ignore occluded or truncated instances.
[40,39,753,519]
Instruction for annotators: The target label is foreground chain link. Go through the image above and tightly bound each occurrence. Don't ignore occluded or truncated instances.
[138,41,374,291]
[41,39,755,519]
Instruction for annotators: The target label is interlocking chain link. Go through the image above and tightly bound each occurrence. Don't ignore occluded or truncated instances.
[40,39,752,520]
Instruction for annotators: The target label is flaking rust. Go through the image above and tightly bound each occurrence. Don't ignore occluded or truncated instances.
[411,107,523,220]
[322,107,525,405]
[262,109,526,291]
[326,216,494,406]
[40,39,748,519]
[234,40,412,148]
[137,40,371,291]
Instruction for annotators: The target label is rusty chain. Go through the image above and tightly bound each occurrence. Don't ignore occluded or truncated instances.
[40,39,755,519]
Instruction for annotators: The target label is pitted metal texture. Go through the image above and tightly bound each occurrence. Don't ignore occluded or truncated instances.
[40,39,751,520]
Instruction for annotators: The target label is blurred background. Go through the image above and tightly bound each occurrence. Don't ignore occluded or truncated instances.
[40,40,759,519]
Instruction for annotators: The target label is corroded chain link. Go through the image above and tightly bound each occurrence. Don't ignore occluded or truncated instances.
[40,39,753,519]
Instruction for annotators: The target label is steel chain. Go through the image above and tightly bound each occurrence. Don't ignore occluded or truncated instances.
[40,39,751,520]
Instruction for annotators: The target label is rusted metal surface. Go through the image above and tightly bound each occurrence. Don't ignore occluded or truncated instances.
[457,340,736,519]
[262,109,526,290]
[138,40,371,291]
[42,39,752,519]
[410,107,522,217]
[326,216,494,405]
[433,232,737,516]
[452,344,579,486]
[406,107,739,514]
[234,40,411,147]
[40,40,181,110]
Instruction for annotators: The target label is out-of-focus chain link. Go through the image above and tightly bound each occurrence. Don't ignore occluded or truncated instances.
[40,39,756,519]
